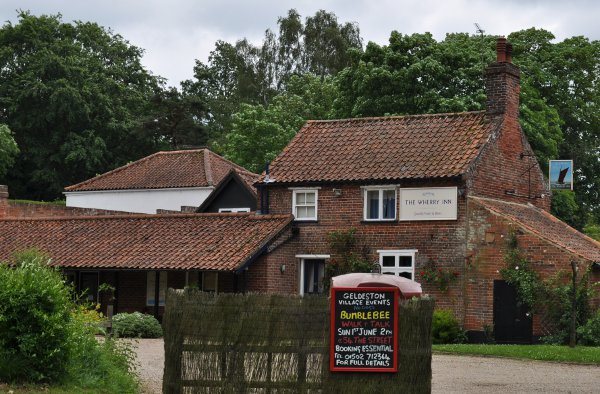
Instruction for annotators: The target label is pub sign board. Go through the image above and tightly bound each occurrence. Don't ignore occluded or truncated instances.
[330,287,398,372]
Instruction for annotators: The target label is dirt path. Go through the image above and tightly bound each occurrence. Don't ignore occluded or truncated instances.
[132,339,600,393]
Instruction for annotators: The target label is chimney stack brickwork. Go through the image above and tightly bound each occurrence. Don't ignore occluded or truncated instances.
[0,185,8,218]
[485,37,521,117]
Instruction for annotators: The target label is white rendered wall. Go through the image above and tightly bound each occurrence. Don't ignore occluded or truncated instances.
[64,187,214,214]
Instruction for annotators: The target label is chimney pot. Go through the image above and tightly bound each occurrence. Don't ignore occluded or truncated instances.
[496,37,507,62]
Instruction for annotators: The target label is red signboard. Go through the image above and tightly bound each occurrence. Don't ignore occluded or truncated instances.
[330,287,398,372]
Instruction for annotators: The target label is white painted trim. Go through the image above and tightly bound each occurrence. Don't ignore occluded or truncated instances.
[292,189,318,221]
[377,249,418,254]
[295,254,331,259]
[287,187,322,190]
[360,185,400,189]
[363,187,397,221]
[64,186,214,196]
[298,256,328,296]
[377,250,417,279]
[218,207,251,213]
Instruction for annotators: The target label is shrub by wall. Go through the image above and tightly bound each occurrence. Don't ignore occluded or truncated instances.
[431,309,466,344]
[0,251,72,382]
[112,312,163,338]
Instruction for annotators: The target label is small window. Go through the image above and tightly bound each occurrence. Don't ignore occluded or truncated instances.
[378,250,416,279]
[292,189,318,221]
[364,187,396,220]
[146,271,168,306]
[300,259,325,295]
[218,208,251,213]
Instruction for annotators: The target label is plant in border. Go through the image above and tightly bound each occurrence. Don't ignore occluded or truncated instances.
[419,261,460,292]
[431,309,467,344]
[325,228,376,290]
[112,312,163,338]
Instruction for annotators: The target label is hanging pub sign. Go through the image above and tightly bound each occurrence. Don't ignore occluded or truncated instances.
[330,287,398,372]
[549,160,573,190]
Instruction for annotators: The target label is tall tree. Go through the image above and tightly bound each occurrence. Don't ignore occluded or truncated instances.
[0,12,162,199]
[0,124,19,179]
[187,9,362,146]
[220,74,336,172]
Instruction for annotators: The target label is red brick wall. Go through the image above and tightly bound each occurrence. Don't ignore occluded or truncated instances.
[4,200,128,218]
[253,180,468,314]
[468,62,550,210]
[465,200,595,336]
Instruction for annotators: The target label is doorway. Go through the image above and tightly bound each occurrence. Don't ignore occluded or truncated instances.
[493,280,533,343]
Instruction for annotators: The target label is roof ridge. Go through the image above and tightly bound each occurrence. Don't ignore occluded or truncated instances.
[207,150,258,176]
[306,111,486,124]
[64,151,163,191]
[0,212,292,222]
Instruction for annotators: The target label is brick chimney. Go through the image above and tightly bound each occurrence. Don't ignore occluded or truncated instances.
[485,37,520,117]
[0,185,8,218]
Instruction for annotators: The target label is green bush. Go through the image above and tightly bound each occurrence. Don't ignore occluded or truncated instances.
[0,250,138,391]
[578,311,600,346]
[112,312,163,338]
[431,309,466,344]
[0,250,72,382]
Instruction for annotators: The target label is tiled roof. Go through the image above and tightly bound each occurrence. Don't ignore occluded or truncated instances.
[260,111,499,184]
[471,196,600,263]
[65,149,258,192]
[0,213,293,270]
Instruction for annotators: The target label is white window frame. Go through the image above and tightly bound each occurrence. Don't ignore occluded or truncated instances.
[298,255,330,295]
[292,189,318,221]
[363,186,397,221]
[377,249,417,279]
[218,207,251,213]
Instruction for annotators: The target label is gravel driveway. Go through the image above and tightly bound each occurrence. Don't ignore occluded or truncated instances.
[132,339,600,393]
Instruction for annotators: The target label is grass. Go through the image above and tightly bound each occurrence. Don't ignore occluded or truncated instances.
[9,199,66,206]
[433,344,600,364]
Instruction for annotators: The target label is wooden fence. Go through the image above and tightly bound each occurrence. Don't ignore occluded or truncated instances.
[163,290,434,393]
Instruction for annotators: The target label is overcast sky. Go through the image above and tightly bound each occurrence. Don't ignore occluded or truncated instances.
[1,1,598,86]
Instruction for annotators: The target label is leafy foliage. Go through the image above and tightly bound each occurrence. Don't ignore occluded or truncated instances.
[577,310,600,346]
[0,249,138,389]
[431,309,466,344]
[186,9,361,145]
[325,228,375,289]
[500,231,544,311]
[419,262,460,292]
[0,12,163,199]
[540,268,597,345]
[112,312,163,338]
[0,124,19,179]
[0,250,72,382]
[220,74,336,172]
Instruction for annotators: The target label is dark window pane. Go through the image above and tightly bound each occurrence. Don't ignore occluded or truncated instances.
[382,271,395,275]
[382,255,395,267]
[399,256,412,267]
[367,190,379,219]
[382,190,395,219]
[399,272,412,280]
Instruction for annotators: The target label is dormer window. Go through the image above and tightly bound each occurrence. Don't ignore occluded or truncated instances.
[363,187,396,221]
[292,189,318,221]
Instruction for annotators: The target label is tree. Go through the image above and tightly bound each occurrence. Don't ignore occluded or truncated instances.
[0,124,19,179]
[0,12,162,199]
[187,9,362,146]
[142,86,208,149]
[220,74,336,172]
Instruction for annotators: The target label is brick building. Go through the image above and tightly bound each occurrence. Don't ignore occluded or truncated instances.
[0,38,598,342]
[247,37,600,342]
